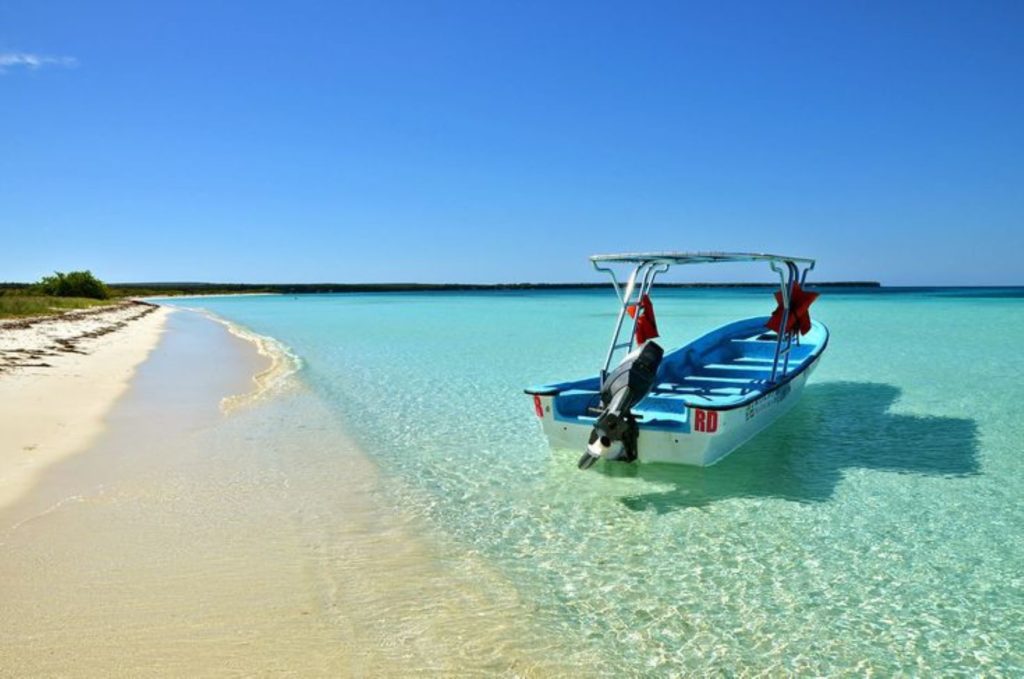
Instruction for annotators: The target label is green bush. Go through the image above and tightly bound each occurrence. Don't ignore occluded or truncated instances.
[35,270,111,299]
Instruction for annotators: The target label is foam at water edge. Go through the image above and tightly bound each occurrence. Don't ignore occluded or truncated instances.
[174,305,303,413]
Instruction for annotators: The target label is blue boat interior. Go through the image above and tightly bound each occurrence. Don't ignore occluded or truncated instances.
[530,317,828,430]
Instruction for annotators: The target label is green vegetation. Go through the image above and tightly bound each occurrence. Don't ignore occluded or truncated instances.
[0,270,885,320]
[0,271,114,319]
[35,270,110,299]
[106,280,882,297]
[0,274,884,321]
[0,293,114,319]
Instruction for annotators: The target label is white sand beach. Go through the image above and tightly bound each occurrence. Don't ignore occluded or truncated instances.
[0,302,172,510]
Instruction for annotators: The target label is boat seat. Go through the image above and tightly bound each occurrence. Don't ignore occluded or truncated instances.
[696,363,774,380]
[633,393,690,428]
[729,338,815,361]
[636,391,689,408]
[552,389,602,421]
[556,389,691,429]
[633,411,688,428]
[648,379,765,407]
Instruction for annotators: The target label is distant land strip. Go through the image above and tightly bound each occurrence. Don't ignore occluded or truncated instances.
[33,281,880,296]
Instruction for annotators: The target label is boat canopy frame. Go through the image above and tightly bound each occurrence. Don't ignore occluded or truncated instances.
[590,252,817,388]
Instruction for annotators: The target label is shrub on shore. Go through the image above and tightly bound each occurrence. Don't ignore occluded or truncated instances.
[34,270,110,300]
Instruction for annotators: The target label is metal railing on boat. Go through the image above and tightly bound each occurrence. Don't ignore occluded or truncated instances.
[590,251,816,388]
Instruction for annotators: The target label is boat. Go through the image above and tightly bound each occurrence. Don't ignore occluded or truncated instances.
[525,252,829,469]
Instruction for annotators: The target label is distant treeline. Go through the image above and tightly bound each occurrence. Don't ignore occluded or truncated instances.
[0,280,882,297]
[99,280,882,296]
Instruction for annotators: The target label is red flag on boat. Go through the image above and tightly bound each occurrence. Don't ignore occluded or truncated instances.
[626,294,660,344]
[766,283,818,335]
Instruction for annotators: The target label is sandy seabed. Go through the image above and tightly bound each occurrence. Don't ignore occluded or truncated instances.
[0,305,573,677]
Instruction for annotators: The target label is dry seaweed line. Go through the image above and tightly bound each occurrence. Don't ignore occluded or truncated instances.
[0,301,159,373]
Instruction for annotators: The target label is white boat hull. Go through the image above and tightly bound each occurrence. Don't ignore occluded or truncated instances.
[533,356,821,467]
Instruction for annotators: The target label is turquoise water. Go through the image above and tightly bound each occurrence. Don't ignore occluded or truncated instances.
[182,289,1023,675]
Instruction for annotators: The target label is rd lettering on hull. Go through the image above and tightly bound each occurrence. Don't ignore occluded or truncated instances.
[692,408,719,433]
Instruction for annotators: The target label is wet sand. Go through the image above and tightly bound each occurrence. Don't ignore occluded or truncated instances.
[0,309,582,676]
[0,302,171,510]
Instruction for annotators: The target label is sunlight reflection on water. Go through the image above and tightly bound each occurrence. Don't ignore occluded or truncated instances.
[175,290,1024,674]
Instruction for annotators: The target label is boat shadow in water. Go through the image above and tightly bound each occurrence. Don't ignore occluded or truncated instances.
[611,381,980,512]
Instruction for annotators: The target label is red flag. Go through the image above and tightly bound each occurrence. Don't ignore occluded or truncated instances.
[627,294,660,344]
[766,283,818,335]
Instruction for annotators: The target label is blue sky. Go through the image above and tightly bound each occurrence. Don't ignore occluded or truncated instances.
[2,1,1022,285]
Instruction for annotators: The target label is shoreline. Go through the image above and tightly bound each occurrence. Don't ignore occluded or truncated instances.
[218,317,300,412]
[0,302,173,511]
[0,297,300,512]
[141,292,282,300]
[167,305,302,413]
[0,301,293,513]
[0,302,577,675]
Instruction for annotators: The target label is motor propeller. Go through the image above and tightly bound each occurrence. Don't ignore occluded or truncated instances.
[578,340,664,469]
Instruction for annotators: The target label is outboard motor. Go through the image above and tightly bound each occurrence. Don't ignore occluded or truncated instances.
[578,340,664,469]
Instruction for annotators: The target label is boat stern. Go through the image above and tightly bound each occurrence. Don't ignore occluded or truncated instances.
[524,387,587,451]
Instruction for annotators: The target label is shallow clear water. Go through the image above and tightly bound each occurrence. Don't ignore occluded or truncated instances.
[185,289,1024,675]
[1,311,576,675]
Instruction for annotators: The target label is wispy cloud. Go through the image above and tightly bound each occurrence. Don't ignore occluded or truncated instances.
[0,52,78,74]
